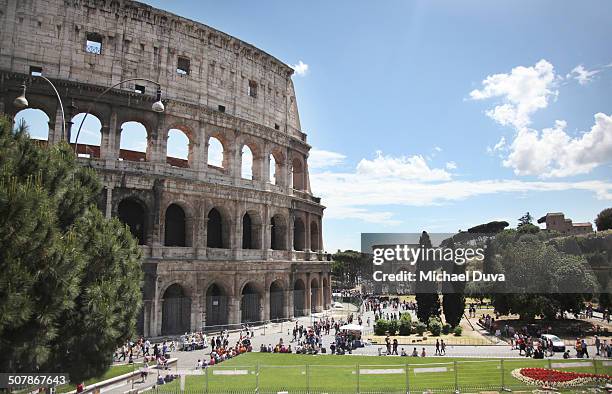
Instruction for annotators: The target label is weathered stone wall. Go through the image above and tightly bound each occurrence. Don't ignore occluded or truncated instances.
[0,0,332,337]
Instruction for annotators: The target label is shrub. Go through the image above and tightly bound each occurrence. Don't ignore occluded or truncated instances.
[453,326,463,336]
[387,320,399,335]
[415,322,427,335]
[442,323,452,335]
[428,317,442,336]
[374,320,388,335]
[400,312,412,323]
[399,320,412,336]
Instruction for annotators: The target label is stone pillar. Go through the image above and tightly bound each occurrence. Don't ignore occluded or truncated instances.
[288,211,295,253]
[224,145,237,179]
[262,146,271,184]
[305,212,312,253]
[105,186,113,219]
[148,122,166,164]
[50,106,65,144]
[286,288,294,319]
[262,290,270,322]
[102,111,118,160]
[318,273,324,312]
[305,273,312,315]
[228,297,240,326]
[153,278,161,336]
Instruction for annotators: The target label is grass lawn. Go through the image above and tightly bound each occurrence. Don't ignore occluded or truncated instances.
[156,353,611,393]
[55,363,142,393]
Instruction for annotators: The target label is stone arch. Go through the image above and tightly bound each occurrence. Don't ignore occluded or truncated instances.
[242,209,262,249]
[70,112,102,158]
[205,282,229,329]
[117,197,148,245]
[164,203,192,247]
[310,220,319,252]
[161,283,191,335]
[269,279,286,321]
[14,108,51,141]
[240,281,262,323]
[207,130,231,169]
[119,121,149,162]
[270,213,288,250]
[166,126,191,168]
[291,156,304,190]
[207,206,230,248]
[310,277,320,313]
[293,216,306,251]
[293,279,306,317]
[269,148,286,186]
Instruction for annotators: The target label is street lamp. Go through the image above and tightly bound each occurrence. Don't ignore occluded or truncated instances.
[14,76,66,141]
[73,78,165,155]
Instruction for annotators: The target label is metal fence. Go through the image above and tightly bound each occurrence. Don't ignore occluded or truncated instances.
[153,359,611,394]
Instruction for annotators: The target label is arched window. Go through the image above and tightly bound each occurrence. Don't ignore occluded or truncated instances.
[207,208,224,248]
[310,221,319,251]
[269,154,276,184]
[293,217,305,251]
[291,158,304,190]
[165,204,186,247]
[117,199,147,245]
[119,121,148,162]
[14,108,50,140]
[241,145,253,180]
[207,137,223,167]
[70,113,102,158]
[167,128,190,168]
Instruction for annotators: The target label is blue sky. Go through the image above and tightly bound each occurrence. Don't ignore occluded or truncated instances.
[16,1,612,252]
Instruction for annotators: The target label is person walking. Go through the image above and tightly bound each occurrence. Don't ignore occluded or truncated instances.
[435,339,440,356]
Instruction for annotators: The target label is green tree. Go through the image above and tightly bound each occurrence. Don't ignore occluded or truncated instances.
[0,118,142,380]
[332,250,369,289]
[415,231,440,322]
[517,212,533,228]
[595,207,612,231]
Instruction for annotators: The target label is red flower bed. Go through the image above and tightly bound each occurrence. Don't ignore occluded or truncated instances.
[512,367,611,388]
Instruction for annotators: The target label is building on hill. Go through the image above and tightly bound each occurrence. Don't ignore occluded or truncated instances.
[537,212,594,235]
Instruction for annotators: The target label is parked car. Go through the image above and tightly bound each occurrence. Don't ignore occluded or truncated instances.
[540,334,566,352]
[332,301,344,309]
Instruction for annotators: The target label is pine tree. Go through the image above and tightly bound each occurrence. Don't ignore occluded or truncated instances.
[0,117,142,379]
[441,237,466,327]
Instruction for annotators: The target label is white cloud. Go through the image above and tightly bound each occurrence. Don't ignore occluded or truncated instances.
[308,150,612,224]
[434,146,442,152]
[567,64,600,85]
[445,161,457,170]
[291,60,309,76]
[504,113,612,177]
[470,59,557,129]
[308,149,346,169]
[487,136,507,155]
[356,151,451,181]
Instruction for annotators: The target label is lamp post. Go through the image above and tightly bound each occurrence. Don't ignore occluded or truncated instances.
[73,78,165,155]
[13,76,67,141]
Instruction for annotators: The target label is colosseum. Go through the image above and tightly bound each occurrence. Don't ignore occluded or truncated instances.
[0,0,332,337]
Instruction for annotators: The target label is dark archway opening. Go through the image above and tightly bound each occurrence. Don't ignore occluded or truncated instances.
[270,281,285,321]
[118,199,147,245]
[242,213,253,249]
[293,279,306,317]
[311,278,320,313]
[161,284,191,335]
[205,283,228,329]
[165,204,186,246]
[310,221,319,251]
[207,208,223,248]
[293,217,305,251]
[270,215,287,250]
[241,283,261,323]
